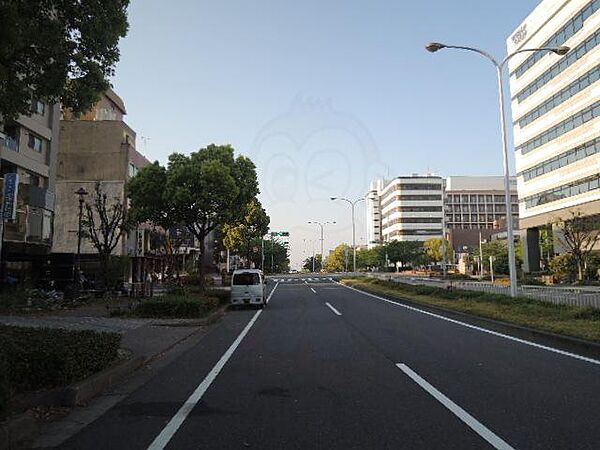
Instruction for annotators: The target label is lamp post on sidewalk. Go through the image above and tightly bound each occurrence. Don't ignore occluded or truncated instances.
[330,197,365,273]
[308,220,335,272]
[425,42,569,297]
[75,187,88,287]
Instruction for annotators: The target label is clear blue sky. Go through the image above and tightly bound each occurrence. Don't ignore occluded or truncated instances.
[112,0,540,269]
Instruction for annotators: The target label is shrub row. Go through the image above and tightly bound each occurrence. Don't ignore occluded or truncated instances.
[134,296,219,318]
[0,325,121,419]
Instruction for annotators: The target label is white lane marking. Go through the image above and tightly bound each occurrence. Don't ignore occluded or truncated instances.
[396,363,514,450]
[338,282,600,366]
[266,282,279,304]
[147,283,279,450]
[308,278,313,281]
[302,278,306,281]
[325,302,342,316]
[310,287,317,294]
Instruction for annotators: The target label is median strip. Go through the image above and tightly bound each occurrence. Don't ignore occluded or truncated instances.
[396,363,514,450]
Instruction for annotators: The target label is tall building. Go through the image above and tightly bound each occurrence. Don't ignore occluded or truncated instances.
[508,0,600,272]
[366,175,444,247]
[0,100,60,278]
[52,89,156,284]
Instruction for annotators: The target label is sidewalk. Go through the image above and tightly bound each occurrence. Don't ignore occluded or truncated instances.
[0,308,207,361]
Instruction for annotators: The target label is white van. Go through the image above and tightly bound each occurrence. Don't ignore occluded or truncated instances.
[230,269,266,308]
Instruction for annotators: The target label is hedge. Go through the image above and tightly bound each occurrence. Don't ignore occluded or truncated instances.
[0,326,121,419]
[134,296,219,318]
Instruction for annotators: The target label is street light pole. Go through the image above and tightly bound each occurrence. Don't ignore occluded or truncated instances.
[75,187,88,288]
[331,197,365,273]
[308,220,335,272]
[425,42,569,297]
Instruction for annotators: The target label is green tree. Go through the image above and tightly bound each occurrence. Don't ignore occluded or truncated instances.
[479,240,523,275]
[423,238,453,263]
[385,241,424,268]
[128,145,259,288]
[302,254,322,272]
[549,253,577,283]
[324,244,351,272]
[356,247,384,270]
[262,239,289,274]
[554,212,600,282]
[222,200,270,267]
[0,0,130,121]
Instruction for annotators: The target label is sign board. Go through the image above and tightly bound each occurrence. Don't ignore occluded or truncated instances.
[2,173,19,220]
[136,228,144,256]
[270,231,290,237]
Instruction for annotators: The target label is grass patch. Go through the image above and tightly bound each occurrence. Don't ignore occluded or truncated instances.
[0,326,121,419]
[341,277,600,343]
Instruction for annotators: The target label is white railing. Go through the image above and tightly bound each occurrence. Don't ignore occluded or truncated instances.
[365,273,600,309]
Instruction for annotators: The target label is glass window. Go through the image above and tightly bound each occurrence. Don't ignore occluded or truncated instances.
[28,134,43,152]
[233,272,261,285]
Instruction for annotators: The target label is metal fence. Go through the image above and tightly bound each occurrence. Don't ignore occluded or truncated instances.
[366,274,600,309]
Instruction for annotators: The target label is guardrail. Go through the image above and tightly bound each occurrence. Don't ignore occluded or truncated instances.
[365,273,600,309]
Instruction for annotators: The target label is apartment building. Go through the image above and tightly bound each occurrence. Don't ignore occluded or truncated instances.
[0,99,60,277]
[446,176,519,249]
[508,0,600,272]
[52,89,155,284]
[366,175,444,247]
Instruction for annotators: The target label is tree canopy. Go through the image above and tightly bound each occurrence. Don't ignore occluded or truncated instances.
[324,244,351,272]
[0,0,130,120]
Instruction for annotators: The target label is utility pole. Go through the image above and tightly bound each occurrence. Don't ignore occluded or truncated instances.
[479,231,484,280]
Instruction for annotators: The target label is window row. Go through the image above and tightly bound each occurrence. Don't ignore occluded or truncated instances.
[515,28,600,104]
[524,173,600,208]
[447,204,517,213]
[387,229,442,237]
[381,195,442,209]
[520,137,600,181]
[392,183,442,191]
[447,194,518,203]
[512,0,599,78]
[388,206,443,213]
[386,218,443,225]
[517,101,600,154]
[517,63,600,128]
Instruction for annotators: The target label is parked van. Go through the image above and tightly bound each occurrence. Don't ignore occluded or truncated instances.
[231,269,266,308]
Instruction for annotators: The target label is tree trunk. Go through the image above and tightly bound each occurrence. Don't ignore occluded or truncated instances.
[197,240,206,291]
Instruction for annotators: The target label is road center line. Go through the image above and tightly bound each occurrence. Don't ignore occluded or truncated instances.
[338,282,600,366]
[325,302,342,316]
[147,283,278,450]
[396,363,514,450]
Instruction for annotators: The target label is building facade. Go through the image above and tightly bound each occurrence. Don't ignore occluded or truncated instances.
[366,175,444,246]
[0,100,60,278]
[508,0,600,272]
[52,89,156,284]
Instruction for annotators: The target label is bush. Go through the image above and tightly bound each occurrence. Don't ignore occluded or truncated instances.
[549,253,577,283]
[0,326,121,418]
[135,296,219,318]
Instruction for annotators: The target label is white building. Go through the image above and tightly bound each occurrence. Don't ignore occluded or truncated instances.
[508,0,600,272]
[366,175,444,247]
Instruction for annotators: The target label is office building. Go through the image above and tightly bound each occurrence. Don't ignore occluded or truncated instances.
[446,176,519,250]
[508,0,600,272]
[0,99,60,278]
[366,175,444,247]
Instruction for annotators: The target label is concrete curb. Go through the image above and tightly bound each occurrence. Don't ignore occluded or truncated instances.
[344,282,600,356]
[150,305,227,328]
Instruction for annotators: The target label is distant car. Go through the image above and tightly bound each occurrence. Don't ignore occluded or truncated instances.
[289,269,299,274]
[230,269,266,308]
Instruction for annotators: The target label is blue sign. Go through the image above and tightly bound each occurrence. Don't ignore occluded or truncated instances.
[3,173,19,220]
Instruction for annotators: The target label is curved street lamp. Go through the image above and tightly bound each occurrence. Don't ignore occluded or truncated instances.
[425,42,569,297]
[330,197,365,273]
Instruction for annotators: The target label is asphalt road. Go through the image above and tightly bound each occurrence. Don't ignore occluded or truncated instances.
[57,275,600,449]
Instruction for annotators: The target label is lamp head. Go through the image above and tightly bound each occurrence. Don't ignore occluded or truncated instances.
[425,42,446,53]
[553,45,570,56]
[330,197,337,200]
[75,187,88,197]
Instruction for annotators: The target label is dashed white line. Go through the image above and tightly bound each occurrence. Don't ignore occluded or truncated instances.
[310,287,316,294]
[325,302,342,316]
[396,363,514,450]
[338,282,600,366]
[147,283,279,450]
